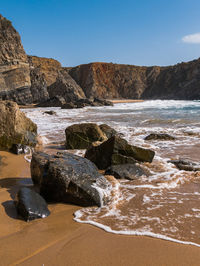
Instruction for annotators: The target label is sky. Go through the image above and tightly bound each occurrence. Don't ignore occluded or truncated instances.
[1,0,200,67]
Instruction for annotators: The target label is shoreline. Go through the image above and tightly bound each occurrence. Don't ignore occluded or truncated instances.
[1,151,200,265]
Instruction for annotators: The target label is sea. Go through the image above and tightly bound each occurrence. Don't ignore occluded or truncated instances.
[22,100,200,247]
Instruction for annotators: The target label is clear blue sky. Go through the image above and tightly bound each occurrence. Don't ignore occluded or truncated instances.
[1,0,200,67]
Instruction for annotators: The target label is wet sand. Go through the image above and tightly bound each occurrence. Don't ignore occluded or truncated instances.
[1,152,200,265]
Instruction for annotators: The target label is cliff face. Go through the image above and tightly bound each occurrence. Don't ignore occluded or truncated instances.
[69,61,200,100]
[1,13,200,103]
[0,15,31,93]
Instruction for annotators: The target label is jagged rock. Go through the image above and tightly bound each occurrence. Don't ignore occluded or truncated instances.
[85,136,155,169]
[144,133,176,141]
[43,110,56,115]
[93,98,113,106]
[0,15,31,104]
[0,101,37,150]
[65,123,107,149]
[15,187,50,221]
[168,159,200,171]
[31,152,112,207]
[37,96,66,107]
[99,124,117,139]
[48,70,85,102]
[105,164,147,180]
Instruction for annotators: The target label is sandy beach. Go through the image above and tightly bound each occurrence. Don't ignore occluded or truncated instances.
[110,99,144,104]
[0,151,200,266]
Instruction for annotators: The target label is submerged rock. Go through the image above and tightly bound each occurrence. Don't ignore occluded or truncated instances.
[85,136,155,169]
[65,123,107,149]
[16,187,50,222]
[31,152,112,207]
[105,164,147,180]
[168,159,200,171]
[0,101,37,151]
[145,133,176,141]
[43,110,56,115]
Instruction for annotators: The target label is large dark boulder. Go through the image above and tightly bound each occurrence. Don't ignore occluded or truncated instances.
[0,101,37,151]
[31,152,112,207]
[65,123,107,149]
[15,187,50,222]
[85,136,155,169]
[105,164,147,180]
[145,133,176,141]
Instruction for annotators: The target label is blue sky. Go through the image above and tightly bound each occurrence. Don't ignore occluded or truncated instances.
[1,0,200,67]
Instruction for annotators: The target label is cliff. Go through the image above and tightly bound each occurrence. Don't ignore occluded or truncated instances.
[68,60,200,100]
[0,15,31,94]
[1,13,200,103]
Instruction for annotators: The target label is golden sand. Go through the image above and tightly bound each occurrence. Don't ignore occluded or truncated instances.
[1,151,200,266]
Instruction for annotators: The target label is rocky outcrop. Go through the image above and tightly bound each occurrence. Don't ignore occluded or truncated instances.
[85,136,155,169]
[16,187,50,221]
[0,101,37,150]
[0,15,31,102]
[68,60,200,100]
[31,152,112,207]
[65,123,107,149]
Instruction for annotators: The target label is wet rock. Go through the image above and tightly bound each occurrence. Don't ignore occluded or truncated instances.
[43,110,56,115]
[99,124,117,139]
[144,133,176,141]
[168,159,200,171]
[65,123,107,149]
[61,102,77,109]
[31,152,112,207]
[105,164,147,180]
[10,144,30,155]
[16,187,50,222]
[85,136,155,169]
[0,101,37,150]
[93,98,113,106]
[37,96,66,107]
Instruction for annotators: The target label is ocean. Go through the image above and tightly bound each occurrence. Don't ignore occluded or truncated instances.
[22,100,200,247]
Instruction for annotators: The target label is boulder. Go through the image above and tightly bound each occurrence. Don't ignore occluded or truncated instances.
[105,164,147,180]
[65,123,107,149]
[15,187,50,221]
[168,159,200,171]
[94,98,113,106]
[31,152,112,207]
[85,136,155,169]
[99,124,117,139]
[61,102,77,109]
[144,133,176,141]
[0,101,37,150]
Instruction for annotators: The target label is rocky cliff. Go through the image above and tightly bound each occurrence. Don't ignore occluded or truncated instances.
[68,60,200,100]
[1,14,200,103]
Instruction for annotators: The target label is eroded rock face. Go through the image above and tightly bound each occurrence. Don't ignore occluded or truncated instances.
[69,60,200,100]
[0,101,37,150]
[85,136,155,169]
[65,123,107,149]
[31,152,112,207]
[0,15,31,99]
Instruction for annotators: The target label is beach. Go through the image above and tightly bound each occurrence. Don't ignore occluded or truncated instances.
[1,151,200,265]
